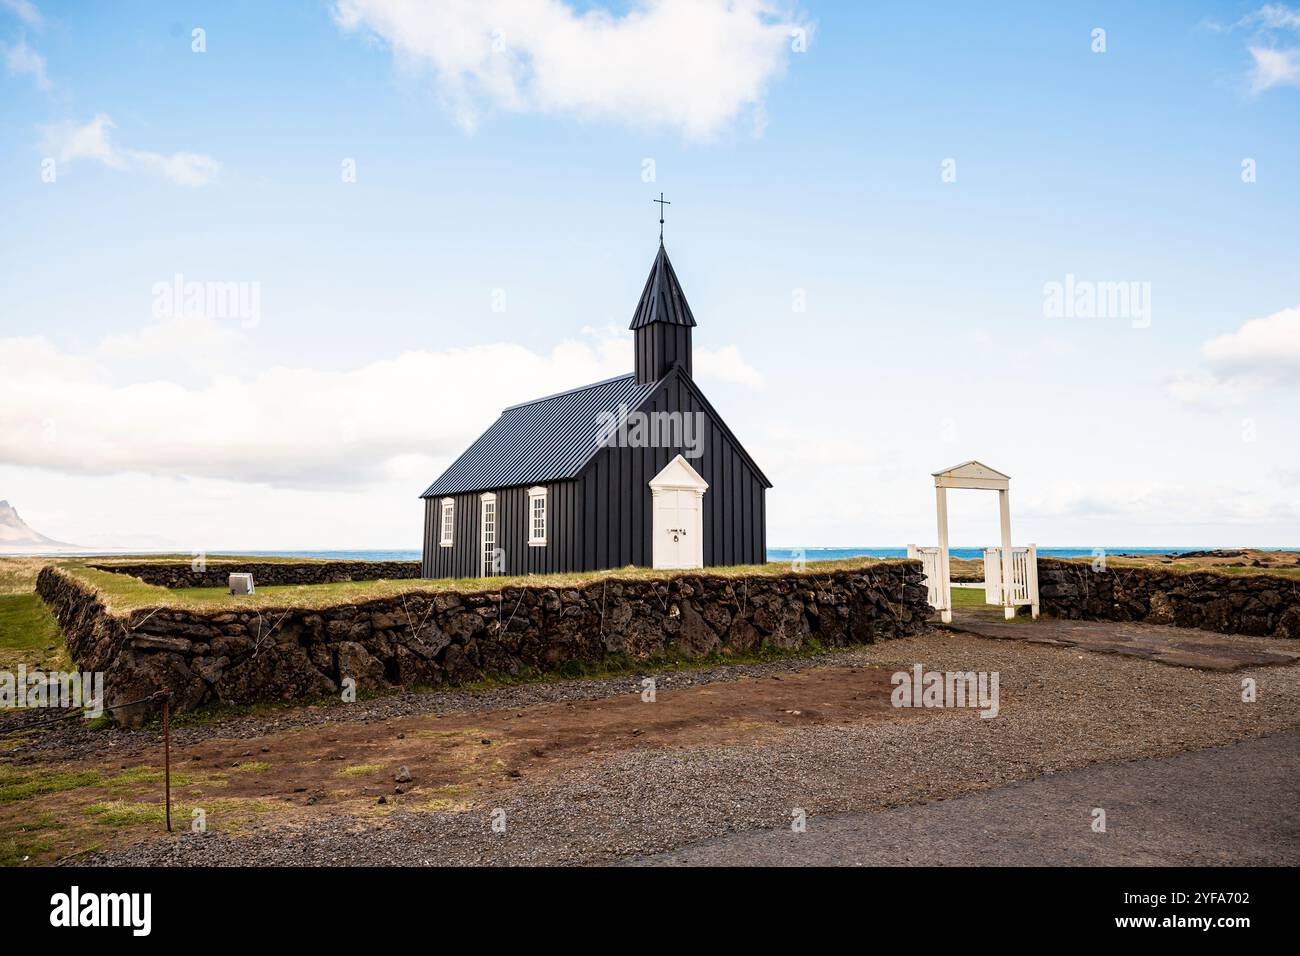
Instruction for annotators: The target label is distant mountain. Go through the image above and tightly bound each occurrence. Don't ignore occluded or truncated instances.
[0,500,79,552]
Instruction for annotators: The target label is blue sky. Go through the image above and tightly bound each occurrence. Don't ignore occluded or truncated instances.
[1,0,1298,551]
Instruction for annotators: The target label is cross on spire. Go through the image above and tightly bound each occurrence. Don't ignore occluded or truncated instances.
[653,192,670,243]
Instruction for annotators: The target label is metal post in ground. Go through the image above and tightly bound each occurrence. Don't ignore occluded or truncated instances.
[157,692,172,833]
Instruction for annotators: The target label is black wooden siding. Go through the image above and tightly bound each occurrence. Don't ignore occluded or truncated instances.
[421,480,583,578]
[420,366,768,578]
[577,369,767,570]
[634,323,692,383]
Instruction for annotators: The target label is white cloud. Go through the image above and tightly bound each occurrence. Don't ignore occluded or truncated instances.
[96,316,249,378]
[39,113,220,186]
[1251,3,1300,30]
[695,344,766,389]
[1224,4,1300,92]
[1202,305,1300,380]
[1248,45,1300,91]
[1165,305,1300,407]
[1,0,41,28]
[1022,481,1300,528]
[2,36,48,89]
[1162,370,1256,408]
[332,0,810,138]
[4,317,1291,548]
[0,320,765,491]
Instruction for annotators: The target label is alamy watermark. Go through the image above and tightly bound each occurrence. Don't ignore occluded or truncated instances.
[1,666,104,718]
[891,664,999,718]
[151,272,261,328]
[50,886,151,936]
[1043,274,1150,328]
[596,403,704,459]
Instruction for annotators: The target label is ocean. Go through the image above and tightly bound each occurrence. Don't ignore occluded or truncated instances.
[72,546,1287,562]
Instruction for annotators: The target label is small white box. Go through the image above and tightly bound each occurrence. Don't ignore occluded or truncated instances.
[228,573,255,595]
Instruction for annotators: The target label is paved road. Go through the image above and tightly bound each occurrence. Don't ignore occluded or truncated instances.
[633,728,1300,866]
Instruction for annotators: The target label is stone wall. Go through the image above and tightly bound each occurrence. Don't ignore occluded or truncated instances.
[86,560,421,590]
[1038,558,1300,639]
[37,561,930,724]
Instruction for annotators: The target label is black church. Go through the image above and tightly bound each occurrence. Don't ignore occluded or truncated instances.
[419,239,770,578]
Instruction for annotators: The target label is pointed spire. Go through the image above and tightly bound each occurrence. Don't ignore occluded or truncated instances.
[629,243,697,330]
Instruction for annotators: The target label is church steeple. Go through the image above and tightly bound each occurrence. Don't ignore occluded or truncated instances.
[630,242,696,383]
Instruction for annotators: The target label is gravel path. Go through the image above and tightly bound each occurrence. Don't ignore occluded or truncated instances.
[945,610,1300,670]
[630,728,1300,865]
[75,629,1300,866]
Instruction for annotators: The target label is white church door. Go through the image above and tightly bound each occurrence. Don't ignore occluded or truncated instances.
[649,455,708,570]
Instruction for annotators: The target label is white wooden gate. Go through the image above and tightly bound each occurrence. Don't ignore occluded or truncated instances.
[984,545,1039,615]
[907,544,949,615]
[983,548,1001,604]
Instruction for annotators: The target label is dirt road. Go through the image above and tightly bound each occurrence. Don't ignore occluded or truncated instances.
[14,625,1289,867]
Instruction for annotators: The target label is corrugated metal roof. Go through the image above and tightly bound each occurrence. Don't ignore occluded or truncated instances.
[420,374,659,497]
[629,242,697,329]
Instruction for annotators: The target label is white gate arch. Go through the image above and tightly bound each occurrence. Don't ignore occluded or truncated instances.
[909,461,1039,623]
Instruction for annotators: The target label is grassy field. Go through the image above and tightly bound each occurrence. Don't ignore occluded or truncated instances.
[0,557,69,672]
[949,586,994,609]
[0,759,287,865]
[47,554,910,615]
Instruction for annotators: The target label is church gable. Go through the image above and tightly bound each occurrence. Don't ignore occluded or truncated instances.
[578,365,770,489]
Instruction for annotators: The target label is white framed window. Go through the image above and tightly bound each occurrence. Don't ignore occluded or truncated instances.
[439,498,454,547]
[527,486,548,546]
[480,492,498,576]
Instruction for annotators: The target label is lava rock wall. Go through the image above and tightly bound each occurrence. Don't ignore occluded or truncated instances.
[1037,559,1300,639]
[37,561,930,724]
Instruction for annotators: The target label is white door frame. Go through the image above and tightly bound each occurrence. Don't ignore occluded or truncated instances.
[649,454,708,570]
[927,460,1038,622]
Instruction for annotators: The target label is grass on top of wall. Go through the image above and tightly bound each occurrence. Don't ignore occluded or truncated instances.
[50,555,913,616]
[1045,556,1300,580]
[79,554,384,567]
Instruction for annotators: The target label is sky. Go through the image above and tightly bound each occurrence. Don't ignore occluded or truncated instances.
[1,0,1298,552]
